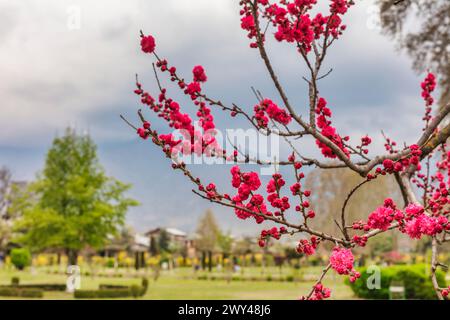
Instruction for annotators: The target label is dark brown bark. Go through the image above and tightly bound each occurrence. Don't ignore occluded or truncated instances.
[67,249,79,266]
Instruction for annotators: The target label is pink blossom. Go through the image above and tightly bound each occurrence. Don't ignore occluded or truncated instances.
[140,35,156,54]
[330,247,354,275]
[404,214,441,239]
[404,203,424,218]
[192,65,207,83]
[254,99,291,127]
[367,206,394,231]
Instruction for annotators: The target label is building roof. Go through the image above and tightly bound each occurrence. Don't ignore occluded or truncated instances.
[165,228,187,237]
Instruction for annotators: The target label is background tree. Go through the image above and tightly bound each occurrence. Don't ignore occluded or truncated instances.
[14,128,138,265]
[0,167,12,219]
[0,167,26,253]
[378,0,450,107]
[195,210,220,272]
[0,167,13,252]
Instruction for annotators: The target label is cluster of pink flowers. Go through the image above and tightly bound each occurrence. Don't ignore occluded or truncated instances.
[420,72,436,129]
[259,226,287,247]
[136,120,151,140]
[266,173,292,216]
[413,147,450,216]
[239,0,263,48]
[329,247,360,282]
[404,214,446,239]
[245,0,352,52]
[378,144,422,174]
[304,283,331,300]
[429,176,450,213]
[253,99,292,128]
[421,72,436,108]
[231,166,262,200]
[296,236,318,256]
[134,37,230,160]
[204,183,220,200]
[153,57,214,132]
[367,206,396,231]
[352,235,368,247]
[366,199,403,231]
[353,199,449,242]
[401,203,448,239]
[358,135,372,155]
[230,166,271,223]
[315,97,349,158]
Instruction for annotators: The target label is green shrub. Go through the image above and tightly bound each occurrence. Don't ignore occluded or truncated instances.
[0,287,19,297]
[4,277,65,291]
[0,287,43,298]
[74,290,98,299]
[75,284,147,299]
[347,264,446,300]
[96,288,131,298]
[11,277,20,286]
[74,289,132,299]
[10,248,31,270]
[106,258,115,268]
[18,284,66,291]
[285,275,295,282]
[98,284,129,290]
[20,289,44,298]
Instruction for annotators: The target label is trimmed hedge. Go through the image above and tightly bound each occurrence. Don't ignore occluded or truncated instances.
[98,284,129,290]
[1,284,66,291]
[196,274,299,282]
[0,287,43,298]
[1,278,66,291]
[347,264,446,299]
[74,278,148,299]
[0,277,65,296]
[74,287,143,299]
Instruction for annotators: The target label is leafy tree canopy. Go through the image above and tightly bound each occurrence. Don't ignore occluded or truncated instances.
[14,128,138,260]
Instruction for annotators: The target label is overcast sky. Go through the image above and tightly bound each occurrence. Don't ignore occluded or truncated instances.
[0,0,430,235]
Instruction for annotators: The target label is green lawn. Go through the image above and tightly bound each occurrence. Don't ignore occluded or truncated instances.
[0,267,355,300]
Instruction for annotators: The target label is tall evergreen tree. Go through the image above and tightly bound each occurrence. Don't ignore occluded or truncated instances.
[14,128,138,265]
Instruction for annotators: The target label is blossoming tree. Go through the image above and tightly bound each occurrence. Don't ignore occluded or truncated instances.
[122,0,450,299]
